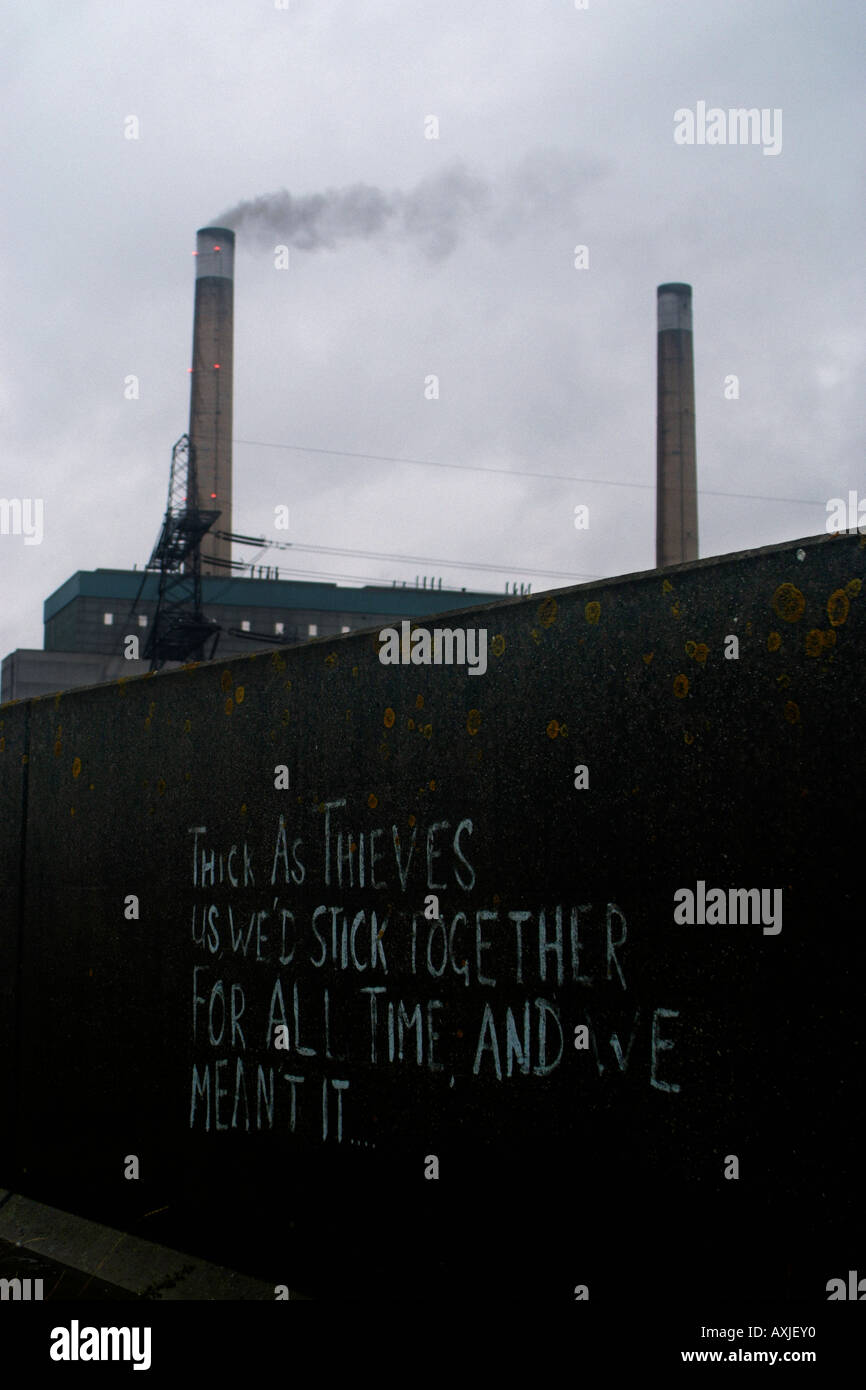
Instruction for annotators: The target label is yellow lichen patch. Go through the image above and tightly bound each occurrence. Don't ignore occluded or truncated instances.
[352,665,359,678]
[491,634,505,657]
[804,630,823,657]
[281,709,290,725]
[368,793,378,810]
[407,718,415,731]
[784,701,800,724]
[422,723,433,739]
[220,670,233,692]
[694,644,709,664]
[383,707,395,729]
[767,632,782,652]
[240,804,247,817]
[585,600,601,625]
[827,589,850,627]
[284,679,292,691]
[345,709,352,722]
[772,583,806,623]
[72,757,82,779]
[379,742,389,759]
[225,698,233,715]
[235,686,245,704]
[776,673,791,687]
[157,778,166,796]
[684,731,694,745]
[823,629,837,648]
[324,653,337,669]
[54,739,62,757]
[684,640,696,657]
[673,674,689,699]
[530,628,541,645]
[183,662,199,674]
[539,597,558,628]
[662,579,673,593]
[559,723,568,736]
[429,779,436,791]
[271,652,287,672]
[415,694,424,709]
[670,604,681,619]
[466,709,482,736]
[642,653,654,664]
[184,719,192,733]
[846,577,861,597]
[546,720,560,739]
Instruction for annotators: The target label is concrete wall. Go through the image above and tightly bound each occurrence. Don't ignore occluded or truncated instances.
[1,531,863,1301]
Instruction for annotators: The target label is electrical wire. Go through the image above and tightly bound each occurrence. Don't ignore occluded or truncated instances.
[233,437,825,508]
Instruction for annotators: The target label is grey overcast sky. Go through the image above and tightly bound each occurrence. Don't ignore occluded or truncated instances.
[1,0,863,658]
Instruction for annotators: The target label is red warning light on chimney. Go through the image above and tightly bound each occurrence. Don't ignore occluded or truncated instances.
[210,493,217,499]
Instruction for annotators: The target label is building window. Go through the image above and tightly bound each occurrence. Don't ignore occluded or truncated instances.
[103,612,113,625]
[138,614,148,627]
[241,620,251,632]
[341,625,351,633]
[274,622,284,635]
[308,623,318,637]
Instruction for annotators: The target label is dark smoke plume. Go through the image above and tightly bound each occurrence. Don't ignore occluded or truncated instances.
[215,153,604,261]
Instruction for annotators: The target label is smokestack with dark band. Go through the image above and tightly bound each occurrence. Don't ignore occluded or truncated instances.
[656,282,698,568]
[190,227,234,576]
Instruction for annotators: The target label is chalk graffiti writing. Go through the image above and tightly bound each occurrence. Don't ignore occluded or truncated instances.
[186,799,684,1142]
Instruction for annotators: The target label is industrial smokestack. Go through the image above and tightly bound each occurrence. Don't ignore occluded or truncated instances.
[656,283,698,568]
[190,227,234,576]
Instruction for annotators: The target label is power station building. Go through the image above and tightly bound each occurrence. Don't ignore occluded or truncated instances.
[1,225,696,702]
[1,570,497,702]
[0,225,499,702]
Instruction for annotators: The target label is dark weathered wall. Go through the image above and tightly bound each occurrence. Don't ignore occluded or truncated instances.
[1,531,863,1300]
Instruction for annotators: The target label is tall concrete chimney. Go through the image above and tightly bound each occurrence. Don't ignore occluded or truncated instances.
[190,227,234,575]
[656,282,698,568]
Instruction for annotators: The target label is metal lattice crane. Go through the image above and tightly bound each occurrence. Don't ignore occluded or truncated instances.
[141,434,222,669]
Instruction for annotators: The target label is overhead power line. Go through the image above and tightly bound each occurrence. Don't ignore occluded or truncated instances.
[233,437,825,508]
[203,560,578,591]
[240,539,597,583]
